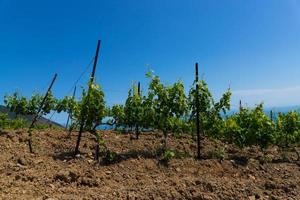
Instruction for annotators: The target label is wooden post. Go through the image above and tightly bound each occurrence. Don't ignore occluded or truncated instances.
[74,40,101,157]
[28,73,58,153]
[91,40,101,83]
[95,143,100,161]
[135,82,141,139]
[239,100,242,111]
[270,110,273,121]
[195,63,201,159]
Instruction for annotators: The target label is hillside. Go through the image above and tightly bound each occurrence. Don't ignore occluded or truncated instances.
[0,105,64,128]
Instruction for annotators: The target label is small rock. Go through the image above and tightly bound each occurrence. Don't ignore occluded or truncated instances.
[15,174,21,180]
[69,171,78,182]
[54,170,70,182]
[248,174,256,180]
[265,181,277,190]
[202,194,213,200]
[17,157,27,166]
[154,180,161,184]
[6,133,15,140]
[75,154,81,159]
[248,196,255,200]
[282,185,291,193]
[18,136,27,143]
[34,159,43,164]
[75,154,85,160]
[105,171,112,175]
[15,131,22,135]
[80,177,99,187]
[203,182,215,192]
[254,193,260,199]
[54,170,78,183]
[195,180,201,185]
[270,195,279,200]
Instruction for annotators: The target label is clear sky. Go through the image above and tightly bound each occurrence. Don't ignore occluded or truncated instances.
[1,0,300,123]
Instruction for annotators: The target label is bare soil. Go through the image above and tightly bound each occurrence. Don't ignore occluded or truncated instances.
[0,129,299,200]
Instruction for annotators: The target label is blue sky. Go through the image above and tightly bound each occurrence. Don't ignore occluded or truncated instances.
[1,0,300,122]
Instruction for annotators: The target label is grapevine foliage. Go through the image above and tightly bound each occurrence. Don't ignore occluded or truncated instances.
[276,111,300,147]
[124,84,143,131]
[188,80,231,138]
[109,104,125,129]
[4,91,56,117]
[4,92,28,117]
[146,71,188,147]
[224,104,275,149]
[3,70,300,154]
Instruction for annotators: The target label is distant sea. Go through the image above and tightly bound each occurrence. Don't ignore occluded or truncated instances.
[227,105,300,119]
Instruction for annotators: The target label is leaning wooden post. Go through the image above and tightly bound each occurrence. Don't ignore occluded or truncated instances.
[74,40,101,157]
[28,73,58,153]
[195,63,201,159]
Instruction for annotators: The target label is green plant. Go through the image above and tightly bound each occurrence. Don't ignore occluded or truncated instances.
[102,150,118,164]
[73,82,106,159]
[275,111,300,147]
[146,71,188,149]
[124,83,143,138]
[4,92,28,117]
[159,149,176,166]
[223,104,275,149]
[9,118,28,129]
[0,113,28,130]
[26,93,43,115]
[109,104,125,130]
[0,113,9,129]
[5,91,57,119]
[188,79,231,139]
[162,150,175,161]
[259,154,273,164]
[208,147,226,160]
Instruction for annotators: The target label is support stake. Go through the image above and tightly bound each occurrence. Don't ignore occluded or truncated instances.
[135,82,141,139]
[270,110,273,121]
[28,73,58,153]
[195,63,201,159]
[74,40,101,157]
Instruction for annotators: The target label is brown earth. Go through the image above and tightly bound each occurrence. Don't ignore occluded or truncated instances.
[0,129,299,200]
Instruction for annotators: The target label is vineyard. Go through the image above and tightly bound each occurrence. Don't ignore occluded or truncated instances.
[0,41,300,200]
[2,69,300,157]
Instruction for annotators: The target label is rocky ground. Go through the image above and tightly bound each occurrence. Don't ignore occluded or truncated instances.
[0,129,299,200]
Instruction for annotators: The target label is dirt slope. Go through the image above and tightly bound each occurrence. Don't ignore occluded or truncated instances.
[0,129,299,200]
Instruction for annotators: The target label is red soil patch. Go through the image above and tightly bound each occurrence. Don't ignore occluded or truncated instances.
[0,129,299,200]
